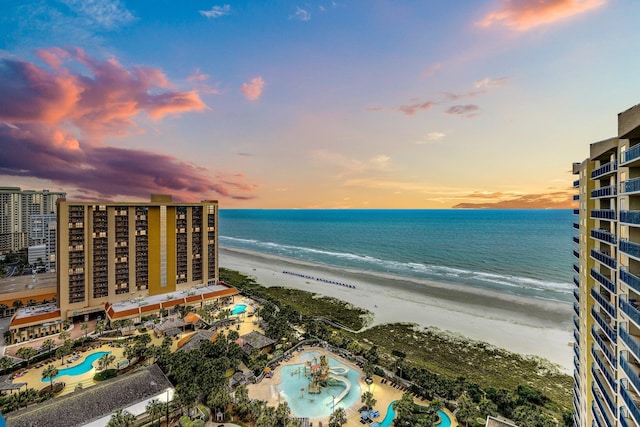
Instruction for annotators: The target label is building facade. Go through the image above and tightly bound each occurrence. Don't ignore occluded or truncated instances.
[0,188,65,253]
[56,194,220,322]
[573,103,640,427]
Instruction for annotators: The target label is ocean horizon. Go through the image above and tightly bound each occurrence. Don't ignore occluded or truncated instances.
[219,209,574,303]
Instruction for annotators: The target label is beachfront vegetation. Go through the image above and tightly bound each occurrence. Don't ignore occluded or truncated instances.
[222,267,573,426]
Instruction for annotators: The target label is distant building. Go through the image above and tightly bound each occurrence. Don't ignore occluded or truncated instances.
[0,188,65,253]
[27,244,46,267]
[30,213,57,272]
[572,103,640,426]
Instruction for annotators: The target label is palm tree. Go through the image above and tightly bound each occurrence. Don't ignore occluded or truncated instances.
[146,398,164,426]
[12,300,23,310]
[329,407,347,427]
[95,320,106,337]
[16,346,37,368]
[58,329,70,344]
[98,353,116,370]
[42,364,58,391]
[81,322,89,346]
[0,356,13,372]
[361,391,376,411]
[42,338,55,354]
[275,401,291,427]
[107,409,136,427]
[0,304,8,318]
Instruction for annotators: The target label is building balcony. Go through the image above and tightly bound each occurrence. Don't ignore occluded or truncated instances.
[574,342,580,360]
[574,328,580,344]
[591,287,616,318]
[573,249,580,259]
[621,411,634,427]
[621,354,640,397]
[591,209,616,220]
[592,359,617,409]
[622,177,640,195]
[590,268,616,294]
[621,210,640,226]
[592,326,616,367]
[591,229,617,245]
[574,276,580,287]
[573,194,580,201]
[592,307,616,341]
[621,325,640,362]
[573,209,579,215]
[573,302,580,317]
[573,263,580,274]
[621,382,640,426]
[573,287,580,302]
[591,185,617,199]
[622,144,640,166]
[622,239,640,260]
[592,346,617,392]
[573,315,580,332]
[622,298,640,329]
[592,382,614,427]
[591,160,618,179]
[591,248,616,269]
[573,179,580,188]
[621,268,640,295]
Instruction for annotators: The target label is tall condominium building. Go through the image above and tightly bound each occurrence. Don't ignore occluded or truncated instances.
[56,194,221,322]
[0,187,65,253]
[573,103,640,427]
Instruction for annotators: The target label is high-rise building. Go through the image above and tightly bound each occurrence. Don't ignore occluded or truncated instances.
[573,103,640,427]
[56,194,221,322]
[0,187,65,253]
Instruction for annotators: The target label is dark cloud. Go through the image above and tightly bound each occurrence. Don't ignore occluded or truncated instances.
[445,104,480,117]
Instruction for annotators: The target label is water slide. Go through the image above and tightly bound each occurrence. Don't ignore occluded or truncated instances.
[325,375,351,408]
[329,366,349,376]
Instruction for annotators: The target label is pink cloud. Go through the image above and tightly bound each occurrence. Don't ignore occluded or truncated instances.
[446,104,479,118]
[478,0,606,31]
[0,48,257,201]
[240,76,265,101]
[188,68,210,82]
[397,101,436,116]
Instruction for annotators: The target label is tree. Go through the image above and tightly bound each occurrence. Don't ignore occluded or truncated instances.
[393,392,415,426]
[0,304,8,317]
[107,409,137,427]
[208,388,231,416]
[16,346,37,367]
[0,356,13,372]
[456,392,478,427]
[81,322,89,346]
[361,391,376,411]
[12,300,23,310]
[275,401,291,427]
[146,398,164,427]
[95,320,106,337]
[42,338,55,354]
[329,407,347,427]
[58,329,70,343]
[98,353,116,370]
[42,364,58,391]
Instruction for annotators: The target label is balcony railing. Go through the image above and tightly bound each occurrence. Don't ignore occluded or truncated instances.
[574,329,580,344]
[622,144,640,165]
[592,361,616,410]
[591,248,617,269]
[591,209,616,220]
[621,325,640,361]
[592,326,616,368]
[621,239,640,260]
[573,194,580,201]
[621,411,633,427]
[573,209,580,215]
[574,342,580,360]
[573,249,580,259]
[574,276,580,287]
[591,185,617,199]
[591,287,616,318]
[573,235,580,244]
[592,381,614,427]
[573,263,580,273]
[573,179,580,187]
[622,177,640,194]
[590,268,616,294]
[592,307,616,342]
[622,298,640,328]
[621,210,640,225]
[621,268,640,295]
[621,354,640,397]
[592,346,617,392]
[592,160,618,179]
[573,301,580,317]
[573,316,580,332]
[591,229,617,245]
[573,222,580,230]
[621,382,640,426]
[592,401,607,427]
[573,287,580,302]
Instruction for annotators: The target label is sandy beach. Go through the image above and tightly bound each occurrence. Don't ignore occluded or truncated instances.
[220,247,573,372]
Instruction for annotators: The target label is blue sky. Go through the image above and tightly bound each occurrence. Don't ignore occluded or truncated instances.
[0,0,638,207]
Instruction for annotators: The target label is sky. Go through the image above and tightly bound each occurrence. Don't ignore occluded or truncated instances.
[0,0,638,208]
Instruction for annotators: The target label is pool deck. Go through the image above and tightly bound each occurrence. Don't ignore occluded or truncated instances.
[246,346,458,427]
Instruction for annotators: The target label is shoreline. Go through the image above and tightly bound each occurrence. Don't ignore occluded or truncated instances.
[220,246,573,372]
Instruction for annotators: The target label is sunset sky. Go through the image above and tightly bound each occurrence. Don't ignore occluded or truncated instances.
[1,0,638,208]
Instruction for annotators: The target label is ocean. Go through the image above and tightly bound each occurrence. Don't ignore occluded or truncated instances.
[218,209,574,303]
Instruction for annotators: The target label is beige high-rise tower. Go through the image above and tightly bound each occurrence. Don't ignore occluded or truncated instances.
[56,194,219,321]
[573,103,640,427]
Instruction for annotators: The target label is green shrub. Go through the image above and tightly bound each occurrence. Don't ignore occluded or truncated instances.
[179,416,205,427]
[94,368,117,381]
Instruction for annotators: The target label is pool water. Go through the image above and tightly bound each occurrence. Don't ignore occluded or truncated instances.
[42,351,111,382]
[376,401,453,427]
[279,353,361,418]
[231,304,247,315]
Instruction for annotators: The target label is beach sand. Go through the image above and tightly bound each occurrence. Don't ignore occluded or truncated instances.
[220,247,573,372]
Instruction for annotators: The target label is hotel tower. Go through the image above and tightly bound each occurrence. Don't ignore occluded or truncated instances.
[573,103,640,427]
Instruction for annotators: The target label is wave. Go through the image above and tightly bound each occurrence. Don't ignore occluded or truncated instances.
[219,236,572,296]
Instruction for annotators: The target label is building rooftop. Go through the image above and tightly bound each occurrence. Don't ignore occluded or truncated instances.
[106,283,238,319]
[485,416,520,427]
[237,331,276,350]
[0,273,57,294]
[178,330,217,352]
[6,364,173,427]
[13,303,59,321]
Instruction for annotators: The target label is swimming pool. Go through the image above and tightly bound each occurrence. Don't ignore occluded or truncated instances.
[41,351,111,382]
[375,401,453,427]
[279,353,361,418]
[231,304,247,315]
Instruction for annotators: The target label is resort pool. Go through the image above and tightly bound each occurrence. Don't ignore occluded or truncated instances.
[375,401,453,427]
[42,351,111,382]
[231,304,247,315]
[279,352,361,419]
